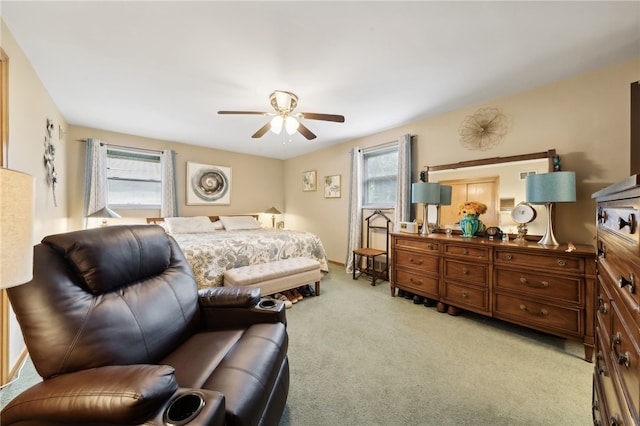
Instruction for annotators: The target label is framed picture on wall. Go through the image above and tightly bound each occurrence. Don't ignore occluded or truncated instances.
[324,174,341,198]
[303,170,316,191]
[186,162,232,205]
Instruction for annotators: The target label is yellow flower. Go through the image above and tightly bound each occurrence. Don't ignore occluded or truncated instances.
[457,201,487,216]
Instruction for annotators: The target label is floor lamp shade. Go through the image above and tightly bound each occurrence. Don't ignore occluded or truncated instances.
[0,168,35,288]
[525,171,576,245]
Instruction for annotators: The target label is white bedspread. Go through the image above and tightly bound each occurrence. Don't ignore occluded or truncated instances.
[172,229,329,289]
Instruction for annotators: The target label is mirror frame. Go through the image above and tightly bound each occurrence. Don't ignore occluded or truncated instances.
[425,149,556,239]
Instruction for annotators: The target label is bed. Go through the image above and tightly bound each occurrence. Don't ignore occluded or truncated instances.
[147,215,329,289]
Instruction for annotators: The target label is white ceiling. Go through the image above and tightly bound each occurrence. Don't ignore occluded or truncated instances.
[2,1,639,160]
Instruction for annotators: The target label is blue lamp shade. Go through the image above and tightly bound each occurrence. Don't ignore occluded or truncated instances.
[439,185,452,206]
[525,172,576,204]
[411,182,441,204]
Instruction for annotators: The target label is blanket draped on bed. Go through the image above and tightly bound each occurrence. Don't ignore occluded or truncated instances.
[171,229,329,289]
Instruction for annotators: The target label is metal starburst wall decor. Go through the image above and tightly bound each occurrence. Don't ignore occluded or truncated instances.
[458,107,508,151]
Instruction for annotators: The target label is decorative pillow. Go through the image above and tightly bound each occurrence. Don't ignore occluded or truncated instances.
[164,216,217,234]
[212,220,224,230]
[219,215,262,231]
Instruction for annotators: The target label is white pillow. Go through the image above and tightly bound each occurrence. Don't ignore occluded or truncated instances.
[164,216,217,234]
[212,220,224,230]
[219,216,262,231]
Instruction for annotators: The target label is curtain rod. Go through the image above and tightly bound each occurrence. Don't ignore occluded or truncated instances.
[76,139,164,155]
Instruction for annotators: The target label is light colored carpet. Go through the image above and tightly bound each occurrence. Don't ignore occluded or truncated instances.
[1,263,593,425]
[279,263,592,426]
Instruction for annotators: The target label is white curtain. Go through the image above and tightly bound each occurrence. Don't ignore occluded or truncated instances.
[394,133,412,231]
[160,149,178,217]
[345,147,363,273]
[83,138,108,227]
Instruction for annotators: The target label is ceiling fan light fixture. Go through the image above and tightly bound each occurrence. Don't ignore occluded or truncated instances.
[285,116,299,135]
[270,115,283,134]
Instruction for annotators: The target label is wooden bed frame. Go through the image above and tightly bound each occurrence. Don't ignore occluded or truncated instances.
[146,215,260,224]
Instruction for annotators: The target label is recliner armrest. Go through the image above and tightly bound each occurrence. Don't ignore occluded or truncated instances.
[0,365,186,425]
[198,287,287,328]
[198,286,261,307]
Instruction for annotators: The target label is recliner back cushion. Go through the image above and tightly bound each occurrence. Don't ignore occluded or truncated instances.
[8,225,201,379]
[42,225,171,294]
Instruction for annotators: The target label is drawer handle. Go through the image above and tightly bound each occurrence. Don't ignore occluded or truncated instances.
[597,209,607,223]
[611,332,631,368]
[619,273,636,294]
[595,351,607,376]
[427,244,435,250]
[556,259,566,267]
[504,254,513,261]
[409,277,423,285]
[519,277,549,288]
[462,248,468,255]
[461,267,468,275]
[618,214,636,234]
[461,291,468,298]
[519,304,548,316]
[597,295,608,314]
[410,258,424,265]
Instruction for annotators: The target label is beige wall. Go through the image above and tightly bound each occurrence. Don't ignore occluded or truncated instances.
[285,58,640,264]
[1,20,69,380]
[67,126,284,231]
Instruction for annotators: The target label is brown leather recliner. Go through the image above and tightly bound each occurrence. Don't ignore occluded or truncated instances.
[1,225,289,426]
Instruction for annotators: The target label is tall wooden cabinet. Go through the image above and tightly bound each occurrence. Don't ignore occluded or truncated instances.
[390,233,596,362]
[592,176,639,425]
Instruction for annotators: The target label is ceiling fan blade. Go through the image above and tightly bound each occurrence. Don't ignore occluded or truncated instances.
[299,112,345,123]
[218,111,268,116]
[252,122,272,138]
[297,122,317,140]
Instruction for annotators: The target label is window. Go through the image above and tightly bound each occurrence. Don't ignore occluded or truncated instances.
[107,148,161,208]
[363,146,398,208]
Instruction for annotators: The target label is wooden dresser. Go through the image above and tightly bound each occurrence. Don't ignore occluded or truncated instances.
[390,232,596,362]
[592,175,639,425]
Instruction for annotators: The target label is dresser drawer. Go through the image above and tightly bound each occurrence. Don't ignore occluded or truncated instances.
[595,327,627,426]
[610,301,640,421]
[493,293,581,337]
[444,243,490,261]
[596,276,614,341]
[597,204,639,247]
[494,249,584,274]
[394,269,439,297]
[444,259,488,286]
[442,281,488,313]
[598,238,640,313]
[495,268,581,304]
[395,250,439,273]
[393,236,441,253]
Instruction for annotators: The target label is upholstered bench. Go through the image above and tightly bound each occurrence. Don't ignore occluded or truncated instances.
[224,257,322,296]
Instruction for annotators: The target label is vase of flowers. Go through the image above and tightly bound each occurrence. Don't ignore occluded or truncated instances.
[458,201,487,237]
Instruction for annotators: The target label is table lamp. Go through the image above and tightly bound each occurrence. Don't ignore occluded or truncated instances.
[0,168,35,289]
[264,206,281,228]
[411,182,441,235]
[87,205,121,227]
[525,171,576,246]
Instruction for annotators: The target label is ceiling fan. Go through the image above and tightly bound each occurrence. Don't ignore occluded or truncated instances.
[218,90,345,140]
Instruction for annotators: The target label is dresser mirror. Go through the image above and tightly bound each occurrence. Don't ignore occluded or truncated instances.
[426,149,556,238]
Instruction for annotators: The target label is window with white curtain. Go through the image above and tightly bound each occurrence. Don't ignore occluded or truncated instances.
[363,145,398,208]
[107,148,161,208]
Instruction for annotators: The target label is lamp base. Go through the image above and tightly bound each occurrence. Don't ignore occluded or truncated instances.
[421,203,430,236]
[538,202,559,246]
